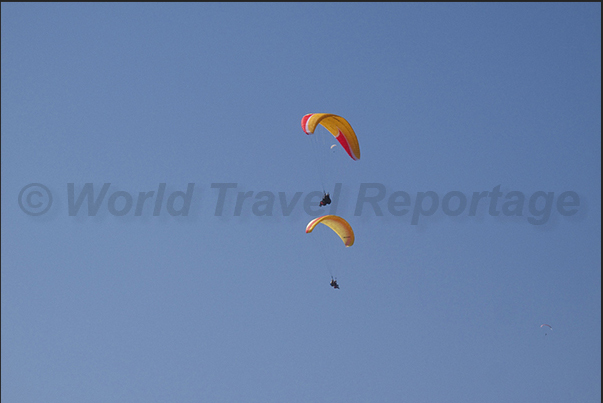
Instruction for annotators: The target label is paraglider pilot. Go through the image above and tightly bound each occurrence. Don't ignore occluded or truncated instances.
[330,276,339,289]
[319,192,331,207]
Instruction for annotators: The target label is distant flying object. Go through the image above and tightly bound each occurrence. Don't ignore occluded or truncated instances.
[541,324,552,330]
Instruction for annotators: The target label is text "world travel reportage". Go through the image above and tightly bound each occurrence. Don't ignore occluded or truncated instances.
[18,183,581,226]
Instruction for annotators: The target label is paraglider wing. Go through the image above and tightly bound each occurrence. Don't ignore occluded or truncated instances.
[541,324,552,330]
[301,113,360,161]
[305,215,355,247]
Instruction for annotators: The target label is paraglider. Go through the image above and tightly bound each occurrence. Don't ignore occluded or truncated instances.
[305,215,355,247]
[306,215,354,289]
[301,113,360,206]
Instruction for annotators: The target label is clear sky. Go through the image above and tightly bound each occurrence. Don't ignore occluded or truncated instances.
[2,3,600,402]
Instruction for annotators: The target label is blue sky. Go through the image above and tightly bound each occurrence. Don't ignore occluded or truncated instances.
[2,3,600,402]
